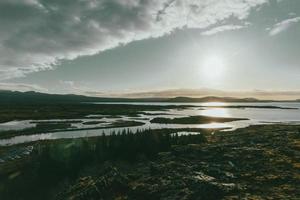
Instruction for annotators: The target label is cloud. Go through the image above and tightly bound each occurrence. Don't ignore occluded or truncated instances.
[201,24,245,36]
[0,82,47,92]
[0,0,267,80]
[269,16,300,36]
[59,80,75,88]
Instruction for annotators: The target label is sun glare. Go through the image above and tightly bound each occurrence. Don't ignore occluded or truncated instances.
[202,55,225,80]
[200,108,231,118]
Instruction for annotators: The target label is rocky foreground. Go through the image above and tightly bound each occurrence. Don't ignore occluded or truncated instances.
[56,125,300,200]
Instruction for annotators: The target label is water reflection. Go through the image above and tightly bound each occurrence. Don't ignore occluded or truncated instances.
[201,102,228,107]
[1,102,300,146]
[199,108,231,118]
[0,120,35,131]
[195,122,232,129]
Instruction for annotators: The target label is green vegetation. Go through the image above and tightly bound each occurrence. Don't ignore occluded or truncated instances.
[0,103,189,123]
[82,121,105,125]
[0,129,207,200]
[150,115,248,124]
[1,92,299,199]
[1,125,300,199]
[107,120,145,129]
[31,120,83,124]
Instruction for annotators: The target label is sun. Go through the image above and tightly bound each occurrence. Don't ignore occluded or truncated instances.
[201,55,225,80]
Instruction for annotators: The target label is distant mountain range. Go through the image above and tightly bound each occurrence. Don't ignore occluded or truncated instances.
[164,96,262,103]
[0,90,297,104]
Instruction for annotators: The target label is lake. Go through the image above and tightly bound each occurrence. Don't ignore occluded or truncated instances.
[1,102,300,146]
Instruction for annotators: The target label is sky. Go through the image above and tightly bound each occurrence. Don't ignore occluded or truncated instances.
[0,0,300,100]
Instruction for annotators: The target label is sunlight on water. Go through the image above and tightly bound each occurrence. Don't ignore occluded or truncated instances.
[1,102,300,146]
[196,122,232,129]
[201,102,228,107]
[199,108,231,118]
[0,120,35,131]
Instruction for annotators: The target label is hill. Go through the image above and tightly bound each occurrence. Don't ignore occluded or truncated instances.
[164,96,262,103]
[0,90,286,104]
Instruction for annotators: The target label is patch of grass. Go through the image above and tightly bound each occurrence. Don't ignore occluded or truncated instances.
[82,121,105,125]
[150,115,248,124]
[31,120,83,124]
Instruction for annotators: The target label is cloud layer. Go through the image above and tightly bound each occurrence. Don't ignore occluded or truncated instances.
[269,16,300,36]
[0,0,267,80]
[0,82,47,92]
[201,24,245,35]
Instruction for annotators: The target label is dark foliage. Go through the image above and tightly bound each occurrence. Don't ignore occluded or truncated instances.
[0,129,206,200]
[150,115,247,124]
